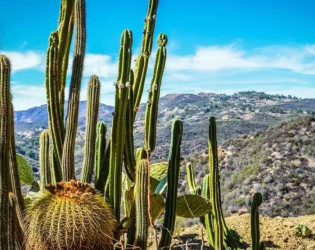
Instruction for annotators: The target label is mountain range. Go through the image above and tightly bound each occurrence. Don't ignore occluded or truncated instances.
[14,91,315,217]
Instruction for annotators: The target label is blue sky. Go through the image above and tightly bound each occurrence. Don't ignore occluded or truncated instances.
[1,0,315,110]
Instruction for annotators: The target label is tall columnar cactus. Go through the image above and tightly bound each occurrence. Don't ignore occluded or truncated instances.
[159,119,183,249]
[251,193,265,250]
[61,0,86,181]
[9,102,26,235]
[145,33,167,152]
[107,29,133,221]
[133,0,159,116]
[81,75,101,183]
[39,130,52,190]
[186,162,198,193]
[0,55,11,248]
[134,159,149,249]
[209,117,247,249]
[201,174,215,247]
[45,32,63,182]
[57,0,75,119]
[208,117,224,250]
[124,70,136,181]
[94,122,108,193]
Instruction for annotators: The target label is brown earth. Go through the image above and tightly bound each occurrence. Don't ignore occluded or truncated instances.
[149,214,315,249]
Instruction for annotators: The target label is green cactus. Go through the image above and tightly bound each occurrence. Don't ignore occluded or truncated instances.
[61,0,86,181]
[0,55,11,248]
[107,29,133,221]
[159,119,183,249]
[133,0,159,116]
[39,130,53,191]
[145,33,167,152]
[25,181,117,249]
[176,194,212,218]
[94,122,109,193]
[134,159,149,249]
[251,193,265,250]
[208,117,224,250]
[45,31,63,182]
[186,162,198,193]
[201,174,215,247]
[81,75,101,183]
[124,70,136,181]
[8,102,26,235]
[209,117,247,249]
[57,0,75,120]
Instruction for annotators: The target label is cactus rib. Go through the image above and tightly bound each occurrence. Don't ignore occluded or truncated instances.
[159,119,183,248]
[81,75,101,183]
[61,0,86,181]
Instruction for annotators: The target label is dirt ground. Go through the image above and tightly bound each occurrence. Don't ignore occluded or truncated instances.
[151,214,315,249]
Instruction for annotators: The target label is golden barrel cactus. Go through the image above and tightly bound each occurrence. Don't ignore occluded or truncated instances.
[25,180,116,249]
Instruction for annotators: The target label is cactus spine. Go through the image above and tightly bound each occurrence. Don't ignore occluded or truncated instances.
[145,33,167,152]
[159,119,183,249]
[39,130,52,190]
[81,75,101,183]
[45,32,63,182]
[251,193,265,250]
[94,122,108,193]
[134,159,149,249]
[133,0,159,115]
[107,29,133,221]
[61,0,86,181]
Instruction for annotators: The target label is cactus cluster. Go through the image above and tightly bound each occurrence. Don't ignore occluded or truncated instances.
[0,0,269,249]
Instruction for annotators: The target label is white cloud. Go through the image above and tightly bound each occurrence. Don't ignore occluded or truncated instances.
[167,44,315,75]
[83,54,117,78]
[11,84,46,110]
[4,51,44,72]
[7,42,315,110]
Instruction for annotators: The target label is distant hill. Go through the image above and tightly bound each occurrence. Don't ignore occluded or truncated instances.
[14,91,315,181]
[185,116,315,217]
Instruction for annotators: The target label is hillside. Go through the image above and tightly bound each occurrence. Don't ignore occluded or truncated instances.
[185,116,315,217]
[14,91,315,170]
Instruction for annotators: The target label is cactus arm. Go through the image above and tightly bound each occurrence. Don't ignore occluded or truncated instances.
[251,193,263,250]
[81,76,101,183]
[94,122,107,192]
[144,33,167,152]
[61,0,86,181]
[133,0,159,116]
[159,119,183,248]
[186,162,198,193]
[134,160,149,249]
[39,130,52,191]
[201,174,215,247]
[124,70,136,181]
[45,32,64,182]
[208,117,224,250]
[57,0,75,120]
[107,30,133,221]
[8,102,26,236]
[0,55,11,248]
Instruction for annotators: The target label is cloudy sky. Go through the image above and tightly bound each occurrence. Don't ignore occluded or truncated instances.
[1,0,315,110]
